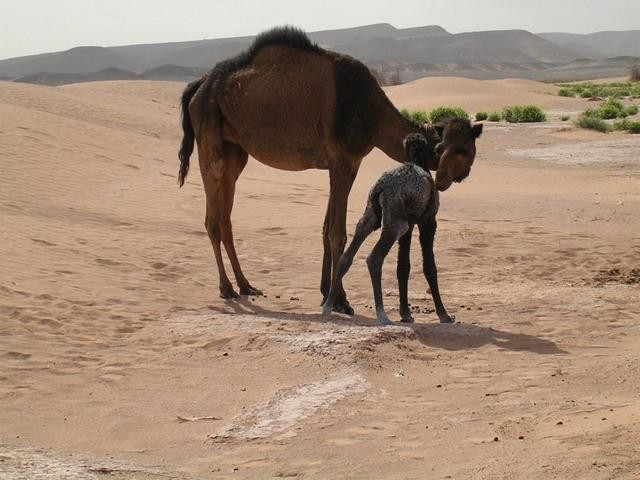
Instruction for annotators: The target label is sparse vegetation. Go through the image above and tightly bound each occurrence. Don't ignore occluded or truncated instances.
[613,118,640,133]
[502,104,547,123]
[400,109,430,124]
[598,98,627,119]
[626,105,639,116]
[556,81,640,99]
[582,98,629,119]
[631,64,640,82]
[401,106,468,124]
[561,115,570,121]
[575,115,611,133]
[429,106,469,123]
[487,111,502,122]
[613,119,632,130]
[475,111,488,121]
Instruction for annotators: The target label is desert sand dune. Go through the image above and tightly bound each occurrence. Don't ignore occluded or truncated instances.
[0,79,639,479]
[386,76,586,113]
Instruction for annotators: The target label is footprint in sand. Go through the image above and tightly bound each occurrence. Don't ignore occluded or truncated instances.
[3,351,32,360]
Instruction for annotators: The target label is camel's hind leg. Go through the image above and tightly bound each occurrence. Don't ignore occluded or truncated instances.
[197,120,257,298]
[397,224,415,323]
[218,143,262,296]
[367,218,409,325]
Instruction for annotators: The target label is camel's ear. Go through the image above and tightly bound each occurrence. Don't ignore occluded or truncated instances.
[472,123,483,139]
[422,123,441,144]
[433,123,445,138]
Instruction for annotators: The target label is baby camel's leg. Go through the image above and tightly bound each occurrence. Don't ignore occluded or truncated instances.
[418,217,454,323]
[397,223,415,323]
[368,220,409,325]
[322,204,379,316]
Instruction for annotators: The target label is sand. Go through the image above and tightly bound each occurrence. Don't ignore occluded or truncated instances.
[0,77,639,479]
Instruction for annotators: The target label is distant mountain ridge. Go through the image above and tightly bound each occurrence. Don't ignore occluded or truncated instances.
[0,24,637,85]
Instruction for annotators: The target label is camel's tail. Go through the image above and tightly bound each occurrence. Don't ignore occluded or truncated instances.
[178,77,205,187]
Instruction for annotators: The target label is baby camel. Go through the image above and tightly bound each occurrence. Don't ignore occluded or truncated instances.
[323,124,481,325]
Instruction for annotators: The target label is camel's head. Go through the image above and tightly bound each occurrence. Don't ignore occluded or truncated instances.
[433,118,483,192]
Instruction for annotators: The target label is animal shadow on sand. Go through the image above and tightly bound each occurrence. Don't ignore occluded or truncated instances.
[209,299,567,356]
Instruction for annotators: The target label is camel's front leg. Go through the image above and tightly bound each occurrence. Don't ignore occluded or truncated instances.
[321,162,359,315]
[323,203,379,316]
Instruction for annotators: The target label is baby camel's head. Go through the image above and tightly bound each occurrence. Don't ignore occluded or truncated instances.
[403,132,433,170]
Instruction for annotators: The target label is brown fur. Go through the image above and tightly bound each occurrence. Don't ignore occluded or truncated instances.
[178,27,479,313]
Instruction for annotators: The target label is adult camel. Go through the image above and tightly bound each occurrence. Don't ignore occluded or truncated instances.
[178,26,481,314]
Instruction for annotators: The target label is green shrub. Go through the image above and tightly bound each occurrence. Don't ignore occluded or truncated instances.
[429,106,469,123]
[475,111,488,121]
[580,89,593,98]
[558,88,573,97]
[561,115,570,121]
[627,121,640,133]
[598,98,626,119]
[626,105,639,116]
[487,111,501,122]
[400,109,430,124]
[502,104,547,123]
[613,119,631,131]
[575,115,611,133]
[583,107,599,117]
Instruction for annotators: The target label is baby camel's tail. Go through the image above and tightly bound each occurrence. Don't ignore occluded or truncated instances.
[178,77,205,187]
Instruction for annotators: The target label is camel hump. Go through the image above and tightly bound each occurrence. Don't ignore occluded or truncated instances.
[249,26,322,56]
[202,26,324,97]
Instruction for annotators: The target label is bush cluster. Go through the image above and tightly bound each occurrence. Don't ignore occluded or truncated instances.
[555,82,640,99]
[400,106,468,124]
[574,115,611,133]
[583,99,638,120]
[487,111,502,122]
[501,105,547,123]
[475,111,488,121]
[429,106,469,123]
[612,118,640,133]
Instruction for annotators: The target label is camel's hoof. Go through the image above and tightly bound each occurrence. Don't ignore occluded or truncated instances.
[439,314,456,324]
[377,313,394,326]
[332,301,354,316]
[219,287,239,299]
[240,285,263,296]
[400,314,415,323]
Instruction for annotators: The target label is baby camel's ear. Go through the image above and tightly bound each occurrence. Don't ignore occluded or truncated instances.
[472,123,483,139]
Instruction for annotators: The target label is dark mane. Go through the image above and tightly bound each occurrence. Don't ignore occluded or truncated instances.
[203,26,322,92]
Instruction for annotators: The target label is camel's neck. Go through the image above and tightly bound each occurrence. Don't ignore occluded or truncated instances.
[373,105,421,163]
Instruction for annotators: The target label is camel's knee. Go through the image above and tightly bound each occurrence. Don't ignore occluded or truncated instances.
[329,233,347,257]
[204,216,221,240]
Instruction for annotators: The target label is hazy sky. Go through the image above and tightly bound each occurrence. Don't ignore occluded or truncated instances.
[2,0,638,60]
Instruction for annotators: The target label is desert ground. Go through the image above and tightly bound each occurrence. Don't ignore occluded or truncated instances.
[1,76,639,479]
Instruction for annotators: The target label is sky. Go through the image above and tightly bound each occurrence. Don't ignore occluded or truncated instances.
[1,0,639,60]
